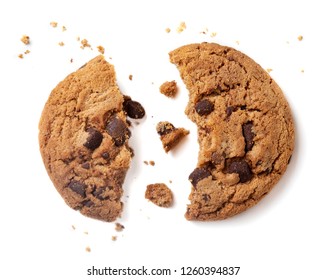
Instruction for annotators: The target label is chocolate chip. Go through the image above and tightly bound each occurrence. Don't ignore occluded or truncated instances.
[81,200,94,207]
[106,117,131,146]
[123,97,145,119]
[202,194,211,202]
[189,167,211,187]
[226,106,235,117]
[68,181,87,198]
[225,159,253,183]
[242,122,255,152]
[92,186,110,200]
[81,162,90,169]
[156,122,175,136]
[83,128,103,150]
[195,99,214,116]
[102,152,110,159]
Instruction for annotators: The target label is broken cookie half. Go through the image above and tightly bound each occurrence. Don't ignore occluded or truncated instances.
[169,43,295,221]
[39,55,144,222]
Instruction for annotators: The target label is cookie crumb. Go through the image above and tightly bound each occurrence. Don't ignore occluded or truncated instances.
[165,27,171,33]
[129,74,133,81]
[62,26,67,32]
[111,236,117,241]
[159,80,178,98]
[21,35,30,45]
[58,41,65,46]
[85,246,91,252]
[149,160,155,166]
[210,32,217,38]
[18,54,24,59]
[50,21,58,28]
[200,27,208,35]
[177,21,186,33]
[70,58,74,63]
[71,225,76,230]
[24,50,30,55]
[115,223,125,232]
[266,68,273,73]
[156,121,189,152]
[97,45,105,54]
[80,39,91,49]
[76,36,80,41]
[143,160,149,165]
[297,35,303,41]
[145,183,173,207]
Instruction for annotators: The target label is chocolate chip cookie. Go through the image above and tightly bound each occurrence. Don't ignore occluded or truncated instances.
[39,55,133,222]
[169,43,295,221]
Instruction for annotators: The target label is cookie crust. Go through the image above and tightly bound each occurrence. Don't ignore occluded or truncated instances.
[169,43,295,221]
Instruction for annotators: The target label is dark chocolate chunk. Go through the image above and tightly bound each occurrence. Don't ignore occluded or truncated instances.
[189,167,211,187]
[195,99,214,116]
[226,106,235,117]
[68,181,87,198]
[123,97,145,119]
[83,128,103,150]
[81,162,90,169]
[156,122,175,136]
[202,194,211,202]
[242,122,255,152]
[92,186,110,200]
[225,159,253,183]
[81,200,94,207]
[102,152,110,159]
[106,117,131,146]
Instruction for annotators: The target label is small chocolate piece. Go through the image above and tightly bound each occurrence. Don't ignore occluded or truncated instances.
[225,159,253,183]
[195,99,214,116]
[156,122,175,136]
[92,186,110,200]
[106,117,131,146]
[242,122,255,152]
[83,128,103,150]
[68,181,87,198]
[189,167,211,187]
[226,106,236,117]
[81,200,94,207]
[123,97,145,119]
[101,152,110,159]
[81,162,90,169]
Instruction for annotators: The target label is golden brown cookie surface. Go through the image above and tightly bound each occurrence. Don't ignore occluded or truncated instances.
[170,43,295,221]
[39,56,133,222]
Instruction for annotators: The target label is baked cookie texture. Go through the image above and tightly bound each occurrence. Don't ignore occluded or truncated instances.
[39,55,133,222]
[169,43,294,221]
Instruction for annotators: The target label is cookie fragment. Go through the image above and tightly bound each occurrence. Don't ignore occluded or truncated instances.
[145,183,173,207]
[39,56,132,222]
[159,81,178,97]
[20,35,30,45]
[170,43,294,221]
[156,121,189,152]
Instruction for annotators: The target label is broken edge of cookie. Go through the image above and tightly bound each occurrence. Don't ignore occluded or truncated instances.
[169,43,295,221]
[39,55,137,222]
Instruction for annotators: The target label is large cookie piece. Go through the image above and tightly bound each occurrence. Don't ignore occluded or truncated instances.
[39,56,132,222]
[170,43,295,221]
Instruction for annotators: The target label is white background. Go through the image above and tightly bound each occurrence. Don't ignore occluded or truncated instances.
[0,0,325,279]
